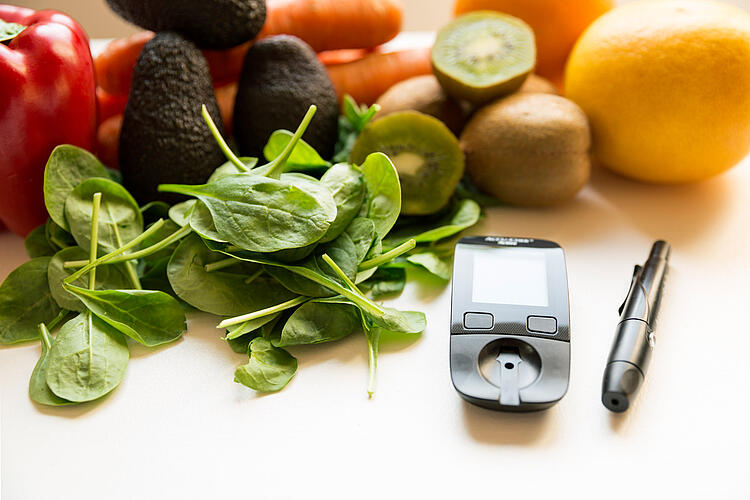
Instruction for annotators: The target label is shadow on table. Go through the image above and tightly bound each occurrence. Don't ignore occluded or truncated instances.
[587,164,735,247]
[461,401,554,445]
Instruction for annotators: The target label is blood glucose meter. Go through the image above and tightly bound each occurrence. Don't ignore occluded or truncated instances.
[450,236,570,411]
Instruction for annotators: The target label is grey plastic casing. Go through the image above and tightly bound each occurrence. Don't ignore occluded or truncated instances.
[450,237,571,412]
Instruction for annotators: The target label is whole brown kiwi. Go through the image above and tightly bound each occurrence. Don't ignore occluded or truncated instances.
[375,75,468,135]
[460,93,591,206]
[518,74,559,95]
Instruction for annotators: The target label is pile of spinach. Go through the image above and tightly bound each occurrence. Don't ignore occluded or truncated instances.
[0,97,481,405]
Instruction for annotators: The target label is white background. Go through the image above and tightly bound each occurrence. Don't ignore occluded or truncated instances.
[2,20,750,498]
[2,155,749,498]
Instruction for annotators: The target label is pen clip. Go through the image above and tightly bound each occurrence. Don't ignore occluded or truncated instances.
[618,265,642,316]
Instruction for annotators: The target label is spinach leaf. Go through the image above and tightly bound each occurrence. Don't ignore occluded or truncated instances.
[386,199,481,247]
[24,224,56,258]
[29,324,74,406]
[189,199,227,242]
[160,173,336,252]
[45,218,76,250]
[263,130,331,172]
[167,234,295,315]
[169,200,196,227]
[344,218,376,264]
[0,257,62,344]
[370,307,426,334]
[45,312,129,402]
[362,267,406,298]
[406,251,452,280]
[234,337,297,392]
[319,163,366,242]
[274,300,360,347]
[140,201,171,225]
[43,145,110,230]
[65,177,144,254]
[357,153,401,239]
[48,247,132,312]
[267,243,317,263]
[207,157,258,183]
[263,228,359,297]
[64,284,186,347]
[139,219,181,266]
[225,312,281,341]
[138,257,175,296]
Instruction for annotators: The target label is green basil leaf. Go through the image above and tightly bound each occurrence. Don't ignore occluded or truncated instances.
[263,130,331,171]
[43,145,110,231]
[274,301,360,347]
[160,173,336,252]
[46,312,129,402]
[319,163,366,242]
[167,234,295,316]
[357,153,401,238]
[24,224,56,258]
[48,247,132,312]
[0,257,61,344]
[65,177,144,254]
[65,285,186,347]
[29,324,74,406]
[406,251,452,280]
[234,338,297,392]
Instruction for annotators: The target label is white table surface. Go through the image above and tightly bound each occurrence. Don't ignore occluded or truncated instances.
[2,35,749,499]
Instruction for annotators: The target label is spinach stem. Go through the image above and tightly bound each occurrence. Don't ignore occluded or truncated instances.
[63,224,192,268]
[218,296,308,329]
[88,193,102,290]
[321,254,363,295]
[45,310,69,332]
[65,219,167,284]
[244,269,264,284]
[263,105,317,180]
[107,201,142,290]
[38,323,53,350]
[204,257,239,273]
[201,104,249,172]
[358,239,416,271]
[366,328,380,398]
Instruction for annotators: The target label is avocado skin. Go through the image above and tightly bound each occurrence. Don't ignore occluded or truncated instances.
[234,36,339,159]
[105,0,265,50]
[119,32,226,205]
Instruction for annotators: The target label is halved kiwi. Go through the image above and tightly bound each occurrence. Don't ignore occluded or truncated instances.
[350,111,464,216]
[432,11,535,105]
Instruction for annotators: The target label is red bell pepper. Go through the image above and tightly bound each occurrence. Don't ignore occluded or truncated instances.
[0,6,97,236]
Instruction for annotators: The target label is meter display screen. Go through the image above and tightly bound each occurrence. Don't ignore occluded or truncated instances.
[471,249,549,307]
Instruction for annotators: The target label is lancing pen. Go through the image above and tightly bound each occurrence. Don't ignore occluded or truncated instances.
[602,240,670,412]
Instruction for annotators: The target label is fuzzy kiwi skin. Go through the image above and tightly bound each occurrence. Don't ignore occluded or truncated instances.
[351,111,465,215]
[375,75,469,135]
[460,93,591,206]
[234,36,339,159]
[119,32,226,205]
[106,0,265,50]
[518,75,559,95]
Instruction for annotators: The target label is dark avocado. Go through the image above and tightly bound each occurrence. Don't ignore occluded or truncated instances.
[233,36,339,159]
[105,0,265,50]
[119,32,226,204]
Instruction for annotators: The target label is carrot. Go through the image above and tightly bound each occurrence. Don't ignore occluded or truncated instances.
[326,47,433,105]
[95,31,154,96]
[96,87,128,125]
[96,114,123,169]
[318,48,372,66]
[95,33,251,96]
[259,0,403,52]
[214,82,239,135]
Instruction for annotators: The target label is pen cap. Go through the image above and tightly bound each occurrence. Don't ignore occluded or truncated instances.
[602,361,643,412]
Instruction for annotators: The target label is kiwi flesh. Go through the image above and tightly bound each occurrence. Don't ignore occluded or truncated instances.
[350,111,464,216]
[460,93,590,206]
[375,75,469,135]
[432,11,535,105]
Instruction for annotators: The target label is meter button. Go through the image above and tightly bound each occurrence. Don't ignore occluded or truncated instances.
[464,312,494,329]
[527,316,557,334]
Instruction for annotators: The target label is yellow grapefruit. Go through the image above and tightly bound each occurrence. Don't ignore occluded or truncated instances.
[565,0,750,183]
